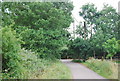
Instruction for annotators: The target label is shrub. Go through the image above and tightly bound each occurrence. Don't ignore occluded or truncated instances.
[2,27,26,79]
[72,59,84,63]
[102,38,118,60]
[117,40,120,52]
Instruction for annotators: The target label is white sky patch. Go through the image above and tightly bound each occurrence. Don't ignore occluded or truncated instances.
[68,0,120,34]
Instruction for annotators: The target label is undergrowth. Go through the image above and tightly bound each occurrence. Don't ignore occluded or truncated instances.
[2,49,72,79]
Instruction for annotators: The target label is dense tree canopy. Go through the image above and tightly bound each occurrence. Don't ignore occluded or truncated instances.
[2,2,73,58]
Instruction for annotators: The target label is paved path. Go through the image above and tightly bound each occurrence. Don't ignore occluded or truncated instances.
[61,59,107,79]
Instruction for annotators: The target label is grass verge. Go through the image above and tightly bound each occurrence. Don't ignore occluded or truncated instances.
[28,59,72,79]
[84,58,118,79]
[38,60,72,79]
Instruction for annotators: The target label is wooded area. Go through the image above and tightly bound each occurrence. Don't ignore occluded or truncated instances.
[1,1,120,79]
[63,3,120,61]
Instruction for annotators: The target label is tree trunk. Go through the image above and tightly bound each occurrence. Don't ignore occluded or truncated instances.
[91,25,93,38]
[103,52,106,59]
[101,56,104,61]
[83,53,87,62]
[110,57,113,61]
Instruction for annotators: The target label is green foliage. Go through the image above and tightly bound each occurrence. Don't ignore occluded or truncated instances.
[69,38,92,61]
[2,1,119,79]
[118,15,120,40]
[102,38,118,59]
[2,2,73,59]
[75,3,119,59]
[117,40,120,52]
[2,2,73,79]
[1,27,26,79]
[78,4,118,39]
[96,5,118,38]
[72,59,84,63]
[79,3,100,38]
[79,3,99,25]
[89,30,108,57]
[20,49,53,78]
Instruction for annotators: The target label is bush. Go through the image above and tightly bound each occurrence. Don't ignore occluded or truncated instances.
[2,27,27,79]
[117,40,120,52]
[1,27,71,79]
[102,38,118,60]
[72,59,84,63]
[20,49,50,78]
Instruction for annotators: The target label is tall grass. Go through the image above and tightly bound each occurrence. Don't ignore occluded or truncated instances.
[84,58,118,79]
[21,49,72,79]
[36,61,72,79]
[2,49,72,79]
[27,59,72,79]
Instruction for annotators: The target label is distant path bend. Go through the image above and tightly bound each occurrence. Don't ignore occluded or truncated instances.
[61,59,106,79]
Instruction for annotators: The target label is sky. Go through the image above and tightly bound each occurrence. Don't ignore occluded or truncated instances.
[68,0,120,33]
